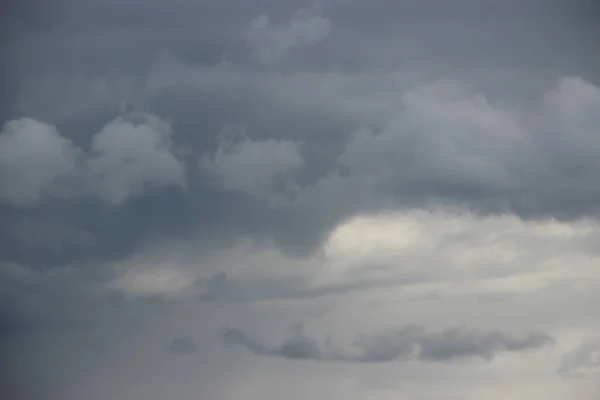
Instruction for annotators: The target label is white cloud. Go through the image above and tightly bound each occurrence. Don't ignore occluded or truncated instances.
[245,9,331,65]
[0,118,82,206]
[0,113,186,206]
[319,210,600,292]
[115,207,600,308]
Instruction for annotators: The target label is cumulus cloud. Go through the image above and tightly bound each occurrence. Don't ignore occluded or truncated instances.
[88,113,186,205]
[0,118,82,205]
[221,324,555,363]
[337,81,522,189]
[271,76,600,226]
[144,61,600,228]
[202,128,303,201]
[0,113,186,206]
[245,9,331,64]
[558,337,600,377]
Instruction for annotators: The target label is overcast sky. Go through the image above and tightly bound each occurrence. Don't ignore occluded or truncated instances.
[2,1,600,399]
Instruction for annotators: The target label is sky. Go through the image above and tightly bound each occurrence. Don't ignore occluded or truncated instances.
[2,0,600,399]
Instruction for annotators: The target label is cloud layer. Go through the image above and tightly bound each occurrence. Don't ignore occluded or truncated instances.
[222,324,555,363]
[3,1,600,399]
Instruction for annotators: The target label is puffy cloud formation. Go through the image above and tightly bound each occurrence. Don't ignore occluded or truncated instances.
[0,113,186,206]
[88,113,186,205]
[288,77,600,223]
[0,118,82,205]
[202,129,303,201]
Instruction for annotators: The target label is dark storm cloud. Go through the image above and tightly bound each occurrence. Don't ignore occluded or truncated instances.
[221,324,555,363]
[2,1,599,398]
[8,217,97,252]
[0,262,95,338]
[0,260,173,340]
[1,0,598,265]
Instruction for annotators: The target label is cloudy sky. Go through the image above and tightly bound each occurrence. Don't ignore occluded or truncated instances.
[2,0,600,399]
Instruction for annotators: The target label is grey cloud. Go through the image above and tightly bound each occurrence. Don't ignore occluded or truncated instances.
[87,112,186,205]
[3,1,600,397]
[196,271,229,301]
[221,324,555,363]
[0,259,175,340]
[0,118,83,205]
[168,336,196,354]
[285,76,600,224]
[0,112,186,206]
[221,324,323,360]
[558,337,600,377]
[0,259,186,399]
[245,9,331,65]
[196,271,315,303]
[7,0,599,249]
[0,262,106,336]
[3,0,599,270]
[195,270,433,304]
[415,326,555,362]
[8,216,96,253]
[202,128,304,201]
[124,58,600,260]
